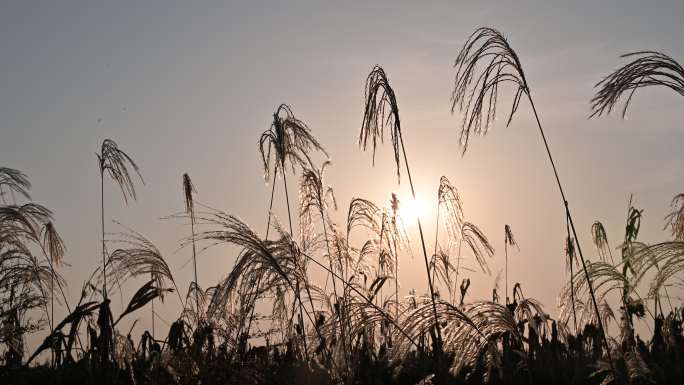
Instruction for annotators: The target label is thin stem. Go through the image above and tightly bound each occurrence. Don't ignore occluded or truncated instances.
[283,170,333,365]
[151,272,155,338]
[50,258,55,333]
[454,239,463,305]
[399,134,442,347]
[527,93,613,366]
[568,215,578,334]
[505,233,508,304]
[664,287,674,314]
[317,207,349,373]
[378,219,385,308]
[318,208,339,317]
[394,218,400,322]
[607,241,615,265]
[244,169,278,340]
[35,242,83,359]
[101,171,107,301]
[283,171,310,360]
[431,204,440,288]
[282,170,294,238]
[299,249,420,350]
[190,204,199,325]
[50,257,55,366]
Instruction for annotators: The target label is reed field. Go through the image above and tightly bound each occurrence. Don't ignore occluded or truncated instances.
[1,27,683,385]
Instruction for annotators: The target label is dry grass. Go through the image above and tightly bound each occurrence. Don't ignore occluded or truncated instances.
[2,25,684,385]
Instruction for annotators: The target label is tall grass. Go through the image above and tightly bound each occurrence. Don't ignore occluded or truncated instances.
[2,27,684,385]
[97,139,143,300]
[504,225,517,304]
[255,104,328,359]
[450,26,612,365]
[182,173,199,328]
[359,65,443,349]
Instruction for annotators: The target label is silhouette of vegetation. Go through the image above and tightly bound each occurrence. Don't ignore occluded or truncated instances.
[1,27,684,385]
[451,27,613,365]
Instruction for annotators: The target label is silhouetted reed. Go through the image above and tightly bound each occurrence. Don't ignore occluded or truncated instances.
[4,27,684,385]
[97,139,143,300]
[451,27,612,365]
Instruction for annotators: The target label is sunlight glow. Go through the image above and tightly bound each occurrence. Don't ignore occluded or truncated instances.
[399,197,429,223]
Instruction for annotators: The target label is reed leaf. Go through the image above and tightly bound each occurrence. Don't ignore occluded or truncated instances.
[115,280,172,325]
[665,193,684,241]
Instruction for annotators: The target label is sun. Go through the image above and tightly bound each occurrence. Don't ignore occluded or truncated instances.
[399,197,429,223]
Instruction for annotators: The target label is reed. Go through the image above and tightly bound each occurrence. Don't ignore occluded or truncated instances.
[359,65,442,348]
[451,27,612,365]
[97,139,143,300]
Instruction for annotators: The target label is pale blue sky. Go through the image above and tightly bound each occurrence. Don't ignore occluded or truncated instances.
[2,0,684,349]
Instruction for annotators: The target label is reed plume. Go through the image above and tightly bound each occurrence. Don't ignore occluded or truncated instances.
[460,222,494,276]
[299,160,338,296]
[259,104,328,181]
[358,65,441,347]
[451,27,611,364]
[591,220,614,263]
[665,194,684,241]
[431,177,463,286]
[40,221,65,333]
[40,222,65,268]
[451,28,528,153]
[189,208,328,361]
[437,177,464,243]
[97,139,143,300]
[431,178,492,303]
[0,242,62,337]
[0,168,31,203]
[183,173,200,327]
[590,51,684,118]
[504,224,518,303]
[359,66,402,182]
[254,104,328,358]
[0,203,52,242]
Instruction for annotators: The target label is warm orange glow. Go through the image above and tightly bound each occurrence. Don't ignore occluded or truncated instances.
[399,197,429,223]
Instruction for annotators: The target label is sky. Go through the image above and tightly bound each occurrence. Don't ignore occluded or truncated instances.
[1,0,684,352]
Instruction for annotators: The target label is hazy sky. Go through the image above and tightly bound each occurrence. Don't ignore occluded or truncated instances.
[2,0,684,348]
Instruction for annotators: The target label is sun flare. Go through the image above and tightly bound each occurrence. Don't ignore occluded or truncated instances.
[399,197,429,222]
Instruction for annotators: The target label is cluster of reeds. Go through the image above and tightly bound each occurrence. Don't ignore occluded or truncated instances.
[1,27,684,385]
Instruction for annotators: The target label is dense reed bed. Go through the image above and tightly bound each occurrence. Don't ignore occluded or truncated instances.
[1,27,683,385]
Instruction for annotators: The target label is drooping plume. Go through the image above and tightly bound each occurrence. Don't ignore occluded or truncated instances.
[97,139,144,204]
[451,27,529,153]
[259,104,328,180]
[359,66,402,182]
[591,51,684,118]
[0,167,31,203]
